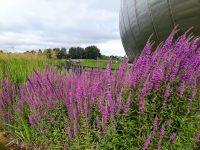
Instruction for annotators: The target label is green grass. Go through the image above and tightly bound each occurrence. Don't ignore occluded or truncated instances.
[80,59,120,69]
[0,53,63,84]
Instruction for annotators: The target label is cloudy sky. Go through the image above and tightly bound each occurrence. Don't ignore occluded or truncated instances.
[0,0,125,56]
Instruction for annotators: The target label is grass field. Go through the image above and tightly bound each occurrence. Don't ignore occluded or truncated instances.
[80,59,121,69]
[0,53,62,84]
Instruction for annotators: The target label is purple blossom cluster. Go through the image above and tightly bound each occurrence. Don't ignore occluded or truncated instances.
[0,29,199,149]
[133,29,200,111]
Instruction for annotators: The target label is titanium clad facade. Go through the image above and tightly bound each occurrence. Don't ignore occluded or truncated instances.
[120,0,200,61]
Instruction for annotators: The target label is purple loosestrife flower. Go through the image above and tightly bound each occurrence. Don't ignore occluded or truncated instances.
[123,96,131,117]
[105,60,112,86]
[170,132,177,144]
[67,127,72,140]
[142,41,152,55]
[27,77,34,89]
[196,132,200,141]
[7,110,12,123]
[98,102,107,119]
[164,84,170,99]
[169,59,180,83]
[142,135,151,150]
[73,120,78,138]
[189,86,197,107]
[115,95,121,115]
[190,37,200,52]
[63,145,68,150]
[157,125,165,150]
[151,69,163,91]
[162,28,176,51]
[163,83,170,108]
[98,102,108,132]
[101,117,107,133]
[32,108,41,121]
[83,100,89,127]
[28,116,36,127]
[130,71,137,88]
[141,81,153,97]
[139,96,145,112]
[98,132,101,141]
[152,116,159,137]
[106,92,114,116]
[178,82,186,97]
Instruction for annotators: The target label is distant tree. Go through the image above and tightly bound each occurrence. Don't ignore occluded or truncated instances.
[57,47,67,59]
[84,46,101,59]
[68,47,84,59]
[0,50,3,53]
[44,49,52,59]
[53,48,60,54]
[76,47,85,59]
[110,55,119,60]
[31,50,36,54]
[101,55,109,60]
[51,48,59,59]
[68,47,76,59]
[38,49,42,54]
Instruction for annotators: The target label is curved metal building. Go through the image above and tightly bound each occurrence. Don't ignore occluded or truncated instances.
[120,0,200,61]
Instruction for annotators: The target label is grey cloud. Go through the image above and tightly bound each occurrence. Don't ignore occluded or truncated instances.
[0,0,125,56]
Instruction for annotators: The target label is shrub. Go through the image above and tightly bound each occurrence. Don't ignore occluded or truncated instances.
[0,29,200,149]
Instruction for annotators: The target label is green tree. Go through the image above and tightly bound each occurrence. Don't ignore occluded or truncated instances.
[84,45,101,59]
[68,47,84,59]
[44,49,52,59]
[38,49,42,54]
[57,47,67,59]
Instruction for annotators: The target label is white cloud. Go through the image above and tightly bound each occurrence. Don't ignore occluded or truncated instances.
[0,0,125,56]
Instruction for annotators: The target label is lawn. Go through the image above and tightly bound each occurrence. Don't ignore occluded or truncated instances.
[80,59,121,69]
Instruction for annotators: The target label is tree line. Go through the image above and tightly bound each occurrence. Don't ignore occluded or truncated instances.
[24,45,102,59]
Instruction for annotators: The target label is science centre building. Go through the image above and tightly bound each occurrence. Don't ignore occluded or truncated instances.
[119,0,200,61]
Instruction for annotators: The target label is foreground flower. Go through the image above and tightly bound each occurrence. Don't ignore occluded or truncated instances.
[152,116,159,137]
[157,125,165,150]
[123,96,131,117]
[196,132,200,141]
[142,135,151,150]
[170,132,177,144]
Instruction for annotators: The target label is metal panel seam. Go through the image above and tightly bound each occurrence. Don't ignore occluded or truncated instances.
[167,0,177,37]
[134,0,142,34]
[126,1,139,52]
[146,0,160,42]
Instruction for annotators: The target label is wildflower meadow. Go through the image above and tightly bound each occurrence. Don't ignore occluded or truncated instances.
[0,29,200,149]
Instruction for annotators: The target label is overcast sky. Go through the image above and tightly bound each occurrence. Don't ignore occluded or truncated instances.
[0,0,125,56]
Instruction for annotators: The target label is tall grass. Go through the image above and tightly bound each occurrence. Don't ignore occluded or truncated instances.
[0,53,62,84]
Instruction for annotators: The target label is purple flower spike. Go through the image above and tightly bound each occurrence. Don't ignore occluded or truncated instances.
[196,132,200,141]
[115,95,121,115]
[151,69,163,91]
[67,127,72,140]
[29,116,36,127]
[123,96,131,117]
[157,125,165,150]
[106,92,114,115]
[142,135,151,150]
[170,132,177,144]
[139,96,145,112]
[152,116,159,137]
